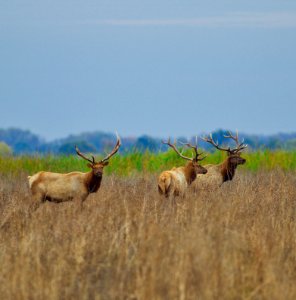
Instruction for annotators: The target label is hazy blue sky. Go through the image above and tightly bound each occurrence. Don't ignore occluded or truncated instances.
[1,0,296,140]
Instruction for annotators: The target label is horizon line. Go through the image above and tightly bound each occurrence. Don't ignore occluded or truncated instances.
[1,127,296,143]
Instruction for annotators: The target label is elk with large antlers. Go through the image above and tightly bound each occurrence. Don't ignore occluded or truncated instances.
[194,131,247,189]
[28,133,121,206]
[158,138,208,197]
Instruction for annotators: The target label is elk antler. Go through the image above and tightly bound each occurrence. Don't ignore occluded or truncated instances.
[202,134,231,153]
[163,137,206,162]
[75,146,96,164]
[179,136,207,162]
[202,131,247,154]
[100,132,121,163]
[223,130,248,153]
[162,138,192,161]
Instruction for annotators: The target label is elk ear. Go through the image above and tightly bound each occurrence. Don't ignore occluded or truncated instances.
[103,161,109,166]
[87,163,93,169]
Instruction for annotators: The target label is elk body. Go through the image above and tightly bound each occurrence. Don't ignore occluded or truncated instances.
[194,131,247,190]
[158,139,207,197]
[28,134,121,206]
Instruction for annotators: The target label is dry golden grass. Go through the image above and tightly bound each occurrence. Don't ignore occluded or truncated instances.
[1,170,296,300]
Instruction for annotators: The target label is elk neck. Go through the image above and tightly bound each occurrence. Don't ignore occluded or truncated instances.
[84,170,103,193]
[220,157,236,182]
[183,161,197,185]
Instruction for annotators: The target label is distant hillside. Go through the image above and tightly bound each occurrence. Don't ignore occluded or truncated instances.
[0,128,44,154]
[0,128,296,155]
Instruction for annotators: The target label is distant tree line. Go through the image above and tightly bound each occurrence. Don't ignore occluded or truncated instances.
[1,128,296,156]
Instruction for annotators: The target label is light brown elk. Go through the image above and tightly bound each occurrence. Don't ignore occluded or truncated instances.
[158,138,207,197]
[194,131,247,189]
[28,134,121,206]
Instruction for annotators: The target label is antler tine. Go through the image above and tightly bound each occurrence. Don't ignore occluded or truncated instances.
[162,138,192,161]
[161,137,171,146]
[179,141,198,153]
[224,130,247,153]
[233,142,248,153]
[202,133,231,153]
[179,136,206,162]
[223,130,240,147]
[183,141,198,160]
[75,145,95,164]
[101,132,121,163]
[202,133,217,147]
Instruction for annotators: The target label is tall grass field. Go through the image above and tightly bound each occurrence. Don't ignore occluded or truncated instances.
[1,150,296,299]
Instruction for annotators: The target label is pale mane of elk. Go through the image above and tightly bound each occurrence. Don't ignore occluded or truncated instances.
[28,134,121,206]
[158,138,208,197]
[194,131,247,189]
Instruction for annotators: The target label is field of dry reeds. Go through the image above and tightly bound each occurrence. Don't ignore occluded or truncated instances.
[1,170,296,300]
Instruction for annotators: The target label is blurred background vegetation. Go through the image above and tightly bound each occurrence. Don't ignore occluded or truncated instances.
[1,127,296,156]
[1,128,296,176]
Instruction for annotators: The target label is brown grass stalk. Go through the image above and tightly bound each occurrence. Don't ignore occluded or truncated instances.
[1,171,296,299]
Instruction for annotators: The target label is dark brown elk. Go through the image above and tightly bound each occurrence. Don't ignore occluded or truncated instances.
[28,133,121,206]
[194,131,247,189]
[158,138,207,197]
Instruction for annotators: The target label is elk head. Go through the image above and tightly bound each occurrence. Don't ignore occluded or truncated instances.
[202,130,247,166]
[162,138,208,174]
[75,133,121,177]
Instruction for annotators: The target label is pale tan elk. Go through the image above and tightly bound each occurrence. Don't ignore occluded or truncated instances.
[28,134,121,206]
[194,131,247,189]
[158,138,207,197]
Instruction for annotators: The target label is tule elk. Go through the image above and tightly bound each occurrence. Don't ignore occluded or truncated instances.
[28,133,121,206]
[194,131,247,190]
[158,138,208,198]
